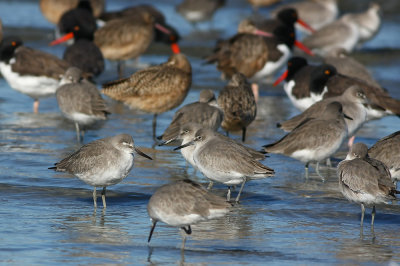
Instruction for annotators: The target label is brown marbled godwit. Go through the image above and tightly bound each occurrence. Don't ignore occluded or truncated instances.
[94,11,177,78]
[0,36,71,113]
[49,134,152,209]
[39,0,104,24]
[101,53,192,139]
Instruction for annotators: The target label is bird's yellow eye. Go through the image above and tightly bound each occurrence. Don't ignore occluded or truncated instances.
[325,70,330,75]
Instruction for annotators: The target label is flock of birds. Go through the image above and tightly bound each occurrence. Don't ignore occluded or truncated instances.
[0,0,399,248]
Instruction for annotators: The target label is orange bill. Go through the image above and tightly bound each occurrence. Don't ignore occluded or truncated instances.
[297,19,315,34]
[273,69,288,86]
[171,42,180,54]
[294,40,314,56]
[50,32,74,46]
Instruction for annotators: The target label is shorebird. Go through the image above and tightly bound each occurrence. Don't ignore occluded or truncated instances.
[205,21,313,84]
[341,3,381,46]
[368,131,400,184]
[56,67,109,142]
[0,36,70,113]
[264,102,350,179]
[101,53,192,139]
[98,4,180,47]
[162,123,266,172]
[49,134,152,208]
[302,4,381,56]
[323,48,380,88]
[218,73,257,142]
[338,143,398,228]
[94,10,177,78]
[271,0,338,33]
[274,57,337,111]
[247,0,282,11]
[147,179,231,249]
[50,0,104,77]
[40,0,105,25]
[176,0,226,25]
[274,57,400,119]
[175,128,274,202]
[255,8,315,35]
[278,85,369,147]
[159,89,223,142]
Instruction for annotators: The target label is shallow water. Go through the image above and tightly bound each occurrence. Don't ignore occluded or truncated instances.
[0,0,400,265]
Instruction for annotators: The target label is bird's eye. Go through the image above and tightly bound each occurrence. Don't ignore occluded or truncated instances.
[74,25,80,31]
[325,70,330,75]
[169,35,176,42]
[11,41,16,46]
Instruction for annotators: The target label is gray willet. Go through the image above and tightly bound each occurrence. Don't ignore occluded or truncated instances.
[278,85,369,147]
[175,128,274,202]
[369,131,400,185]
[147,179,231,249]
[56,67,110,142]
[159,89,223,142]
[338,143,398,229]
[264,102,350,179]
[101,53,192,139]
[49,134,152,208]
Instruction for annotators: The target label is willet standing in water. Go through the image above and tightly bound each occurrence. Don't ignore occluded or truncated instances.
[147,179,231,249]
[175,128,274,202]
[338,143,398,228]
[49,134,152,208]
[56,67,109,142]
[264,102,350,179]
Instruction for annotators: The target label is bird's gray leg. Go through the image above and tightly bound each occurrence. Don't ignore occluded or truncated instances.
[226,187,231,201]
[101,187,107,209]
[75,122,81,142]
[305,163,309,179]
[371,205,376,228]
[326,157,332,167]
[117,60,124,78]
[360,203,365,227]
[152,114,158,141]
[242,127,247,142]
[316,161,325,181]
[235,179,247,203]
[93,187,97,208]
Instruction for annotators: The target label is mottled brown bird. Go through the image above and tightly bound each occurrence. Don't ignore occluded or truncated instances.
[101,53,192,139]
[218,73,257,142]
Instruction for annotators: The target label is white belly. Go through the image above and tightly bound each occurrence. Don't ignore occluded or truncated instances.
[0,61,59,99]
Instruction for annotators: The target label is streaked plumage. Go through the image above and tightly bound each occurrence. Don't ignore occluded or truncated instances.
[218,73,256,142]
[102,53,192,138]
